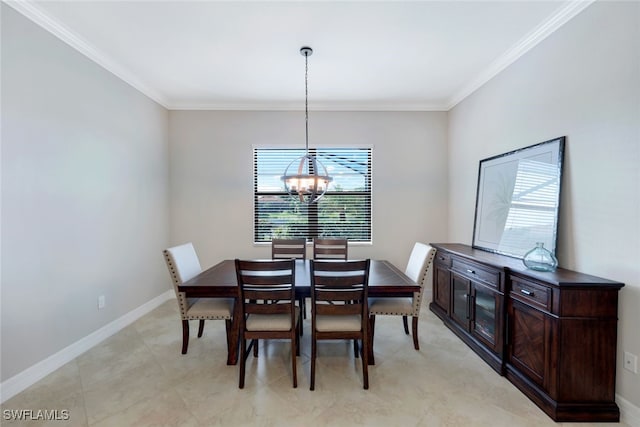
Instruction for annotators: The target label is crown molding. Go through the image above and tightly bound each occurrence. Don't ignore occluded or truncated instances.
[167,101,448,112]
[4,0,170,108]
[446,0,596,110]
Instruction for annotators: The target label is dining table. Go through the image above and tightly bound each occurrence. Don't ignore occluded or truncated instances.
[178,258,419,365]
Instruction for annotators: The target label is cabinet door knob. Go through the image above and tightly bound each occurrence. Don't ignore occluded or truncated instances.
[520,289,534,296]
[466,269,475,274]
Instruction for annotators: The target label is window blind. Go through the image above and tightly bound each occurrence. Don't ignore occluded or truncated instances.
[254,147,372,243]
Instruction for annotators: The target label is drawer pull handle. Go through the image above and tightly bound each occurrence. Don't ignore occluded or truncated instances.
[439,256,446,261]
[520,289,534,296]
[466,269,475,274]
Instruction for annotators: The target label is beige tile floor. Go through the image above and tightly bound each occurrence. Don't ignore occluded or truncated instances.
[2,298,629,427]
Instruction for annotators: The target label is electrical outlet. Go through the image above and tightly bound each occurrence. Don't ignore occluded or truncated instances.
[98,295,106,310]
[624,352,638,374]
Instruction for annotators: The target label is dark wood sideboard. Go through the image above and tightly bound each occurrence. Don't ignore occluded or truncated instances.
[429,243,624,422]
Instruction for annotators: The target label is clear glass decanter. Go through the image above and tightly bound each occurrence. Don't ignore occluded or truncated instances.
[522,242,558,272]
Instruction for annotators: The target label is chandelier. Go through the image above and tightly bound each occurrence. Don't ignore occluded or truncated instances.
[281,47,332,204]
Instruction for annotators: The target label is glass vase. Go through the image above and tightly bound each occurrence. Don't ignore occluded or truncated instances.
[523,242,558,272]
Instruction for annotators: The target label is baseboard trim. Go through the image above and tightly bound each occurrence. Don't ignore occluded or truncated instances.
[0,290,174,403]
[618,394,640,427]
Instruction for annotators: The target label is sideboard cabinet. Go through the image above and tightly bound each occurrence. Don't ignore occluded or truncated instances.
[429,243,624,422]
[431,248,505,372]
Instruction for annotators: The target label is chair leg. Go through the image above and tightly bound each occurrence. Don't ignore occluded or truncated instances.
[353,339,359,358]
[291,332,298,388]
[362,337,369,390]
[412,316,420,350]
[181,320,189,354]
[296,319,301,356]
[310,332,317,391]
[239,337,246,389]
[403,315,409,335]
[253,339,259,357]
[197,319,205,338]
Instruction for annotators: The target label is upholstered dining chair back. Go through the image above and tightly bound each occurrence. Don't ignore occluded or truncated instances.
[165,243,202,288]
[313,238,348,260]
[164,243,202,312]
[405,243,437,316]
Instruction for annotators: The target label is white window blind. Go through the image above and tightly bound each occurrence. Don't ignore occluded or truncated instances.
[254,147,372,243]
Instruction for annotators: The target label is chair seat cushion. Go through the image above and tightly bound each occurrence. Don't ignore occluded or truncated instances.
[246,307,300,331]
[315,314,361,332]
[369,297,413,316]
[186,297,234,319]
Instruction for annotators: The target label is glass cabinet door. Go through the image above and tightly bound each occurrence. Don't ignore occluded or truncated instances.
[433,264,450,314]
[451,274,470,328]
[471,284,499,349]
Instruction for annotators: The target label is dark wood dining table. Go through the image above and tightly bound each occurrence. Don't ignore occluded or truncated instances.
[178,258,419,365]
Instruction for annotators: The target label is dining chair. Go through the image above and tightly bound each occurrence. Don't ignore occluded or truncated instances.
[163,243,234,355]
[272,238,308,320]
[368,242,436,355]
[309,259,370,390]
[313,238,348,260]
[235,259,301,389]
[271,238,307,260]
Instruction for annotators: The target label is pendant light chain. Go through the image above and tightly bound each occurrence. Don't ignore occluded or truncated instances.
[304,50,309,155]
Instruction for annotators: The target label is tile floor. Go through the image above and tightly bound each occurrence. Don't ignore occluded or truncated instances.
[2,298,629,427]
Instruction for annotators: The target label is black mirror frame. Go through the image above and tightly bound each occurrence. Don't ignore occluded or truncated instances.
[471,136,565,259]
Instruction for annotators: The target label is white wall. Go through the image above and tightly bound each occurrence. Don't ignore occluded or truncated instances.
[168,110,448,270]
[448,1,640,409]
[1,5,170,381]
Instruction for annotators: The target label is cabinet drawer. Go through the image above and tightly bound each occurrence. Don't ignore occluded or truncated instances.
[451,258,501,289]
[510,277,551,311]
[434,251,451,267]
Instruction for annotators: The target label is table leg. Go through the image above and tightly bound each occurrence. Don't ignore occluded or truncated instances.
[226,298,242,365]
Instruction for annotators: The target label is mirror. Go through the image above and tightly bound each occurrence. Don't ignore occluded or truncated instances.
[472,137,565,259]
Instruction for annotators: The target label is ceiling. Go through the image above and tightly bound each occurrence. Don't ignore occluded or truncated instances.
[9,1,594,111]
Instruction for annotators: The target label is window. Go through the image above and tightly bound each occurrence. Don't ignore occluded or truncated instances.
[254,147,372,243]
